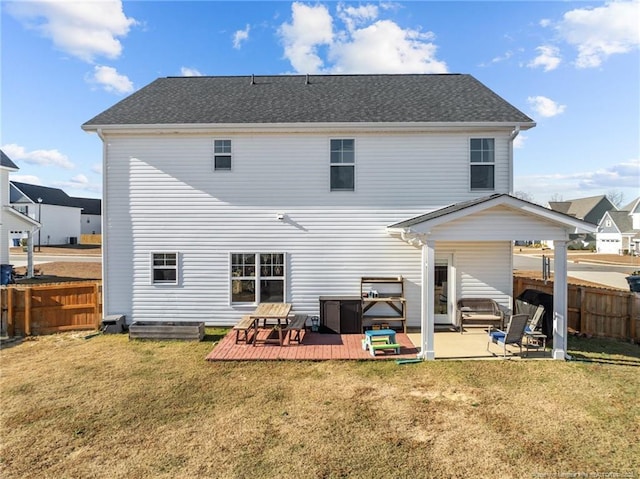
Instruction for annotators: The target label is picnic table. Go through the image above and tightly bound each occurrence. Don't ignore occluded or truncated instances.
[250,302,292,346]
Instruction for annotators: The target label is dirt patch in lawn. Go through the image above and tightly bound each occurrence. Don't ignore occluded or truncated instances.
[13,262,101,283]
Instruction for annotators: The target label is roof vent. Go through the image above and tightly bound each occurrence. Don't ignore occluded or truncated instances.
[250,74,255,85]
[305,74,310,85]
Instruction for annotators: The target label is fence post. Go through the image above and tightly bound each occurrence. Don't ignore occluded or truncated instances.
[24,287,32,336]
[579,287,586,334]
[630,293,638,342]
[7,288,14,337]
[93,282,100,328]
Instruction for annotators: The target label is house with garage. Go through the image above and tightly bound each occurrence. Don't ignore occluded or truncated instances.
[547,195,615,249]
[596,197,640,255]
[0,151,40,278]
[82,74,596,360]
[10,181,83,246]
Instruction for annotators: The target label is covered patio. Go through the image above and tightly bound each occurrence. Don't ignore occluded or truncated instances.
[386,194,597,361]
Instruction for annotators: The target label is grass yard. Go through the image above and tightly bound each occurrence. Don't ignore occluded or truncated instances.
[1,331,638,479]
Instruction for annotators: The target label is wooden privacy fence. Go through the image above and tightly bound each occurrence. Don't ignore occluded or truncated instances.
[514,277,639,343]
[1,281,102,337]
[80,234,102,245]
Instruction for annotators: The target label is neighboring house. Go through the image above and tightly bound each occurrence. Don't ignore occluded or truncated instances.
[71,197,102,235]
[82,74,596,360]
[0,150,39,275]
[10,181,82,246]
[547,195,615,249]
[596,197,640,255]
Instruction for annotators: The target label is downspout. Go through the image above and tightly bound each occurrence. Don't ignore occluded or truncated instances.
[97,128,107,318]
[508,125,520,195]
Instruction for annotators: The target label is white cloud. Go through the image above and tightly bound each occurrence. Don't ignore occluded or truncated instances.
[527,96,566,118]
[10,175,42,185]
[557,0,640,68]
[539,19,552,28]
[1,143,74,169]
[88,65,134,94]
[278,3,334,73]
[515,159,640,200]
[181,67,203,77]
[527,45,562,72]
[513,134,527,149]
[54,174,101,194]
[337,4,379,32]
[331,20,447,74]
[91,164,103,175]
[7,0,137,63]
[278,2,447,74]
[233,24,251,49]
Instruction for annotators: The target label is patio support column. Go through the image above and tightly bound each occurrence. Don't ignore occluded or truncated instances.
[419,239,435,360]
[27,230,34,278]
[552,240,568,360]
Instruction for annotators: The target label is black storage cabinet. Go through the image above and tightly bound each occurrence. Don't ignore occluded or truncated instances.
[319,296,362,334]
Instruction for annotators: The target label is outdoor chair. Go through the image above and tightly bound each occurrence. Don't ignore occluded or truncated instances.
[525,305,545,334]
[486,313,529,358]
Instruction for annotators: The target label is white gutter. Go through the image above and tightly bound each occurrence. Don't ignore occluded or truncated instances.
[508,125,521,194]
[97,128,107,319]
[82,121,537,135]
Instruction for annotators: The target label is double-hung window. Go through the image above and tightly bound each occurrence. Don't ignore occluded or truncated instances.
[470,138,495,190]
[231,253,285,304]
[214,139,232,171]
[330,139,355,191]
[152,252,178,284]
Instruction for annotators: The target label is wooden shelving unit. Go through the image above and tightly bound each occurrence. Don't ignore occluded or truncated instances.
[360,276,406,333]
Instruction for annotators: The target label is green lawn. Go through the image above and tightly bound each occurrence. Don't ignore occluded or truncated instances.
[1,330,638,479]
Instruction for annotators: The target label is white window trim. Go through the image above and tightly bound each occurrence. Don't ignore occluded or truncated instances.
[213,139,232,172]
[469,137,496,192]
[150,252,179,285]
[229,252,286,305]
[329,138,356,192]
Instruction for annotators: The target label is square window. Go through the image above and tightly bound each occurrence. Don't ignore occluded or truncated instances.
[152,253,178,284]
[231,253,285,304]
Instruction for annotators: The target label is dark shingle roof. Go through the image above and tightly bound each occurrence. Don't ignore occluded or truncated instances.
[70,197,102,215]
[1,150,19,169]
[83,74,534,127]
[10,181,78,208]
[389,194,504,228]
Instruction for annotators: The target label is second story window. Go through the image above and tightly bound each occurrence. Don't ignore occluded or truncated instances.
[470,138,495,191]
[214,139,232,171]
[330,139,355,191]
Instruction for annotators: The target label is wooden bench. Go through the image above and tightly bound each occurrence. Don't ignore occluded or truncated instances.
[456,298,504,334]
[369,342,402,356]
[284,314,307,344]
[233,315,256,344]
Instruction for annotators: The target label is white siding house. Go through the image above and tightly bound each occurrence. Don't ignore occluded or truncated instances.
[83,74,596,360]
[10,182,82,245]
[1,150,39,274]
[596,198,640,255]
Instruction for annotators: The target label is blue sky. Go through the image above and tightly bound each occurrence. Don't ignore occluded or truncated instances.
[2,0,639,206]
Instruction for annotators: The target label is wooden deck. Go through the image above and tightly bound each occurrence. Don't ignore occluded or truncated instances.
[205,328,419,361]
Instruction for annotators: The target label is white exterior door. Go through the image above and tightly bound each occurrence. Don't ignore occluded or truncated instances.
[434,257,453,325]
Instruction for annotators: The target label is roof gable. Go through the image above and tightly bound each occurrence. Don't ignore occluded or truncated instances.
[388,194,597,237]
[1,150,19,170]
[10,181,79,208]
[605,211,634,233]
[548,195,614,222]
[83,74,535,127]
[621,197,640,214]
